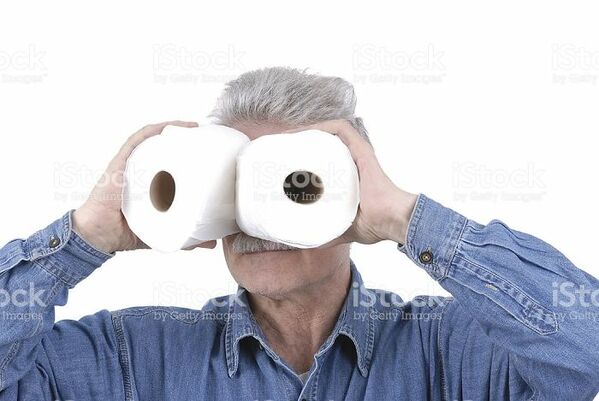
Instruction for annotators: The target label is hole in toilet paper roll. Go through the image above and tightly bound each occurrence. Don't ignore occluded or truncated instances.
[150,171,176,212]
[283,170,323,204]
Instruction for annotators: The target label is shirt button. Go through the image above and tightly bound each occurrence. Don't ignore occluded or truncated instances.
[419,250,433,264]
[48,236,61,249]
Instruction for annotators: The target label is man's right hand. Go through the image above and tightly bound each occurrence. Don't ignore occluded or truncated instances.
[72,121,217,253]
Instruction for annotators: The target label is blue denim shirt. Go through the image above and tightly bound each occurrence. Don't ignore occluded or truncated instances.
[1,194,598,401]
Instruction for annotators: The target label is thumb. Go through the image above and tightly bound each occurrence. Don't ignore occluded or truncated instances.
[183,240,217,251]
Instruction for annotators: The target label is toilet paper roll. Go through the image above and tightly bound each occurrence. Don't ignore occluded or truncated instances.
[235,130,360,248]
[121,125,250,252]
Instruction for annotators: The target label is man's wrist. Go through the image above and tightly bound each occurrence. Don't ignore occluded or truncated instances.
[383,189,418,244]
[72,207,118,254]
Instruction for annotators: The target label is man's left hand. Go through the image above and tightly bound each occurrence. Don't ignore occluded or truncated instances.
[287,119,418,246]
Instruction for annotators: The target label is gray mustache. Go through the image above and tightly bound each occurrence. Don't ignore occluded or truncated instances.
[232,232,298,254]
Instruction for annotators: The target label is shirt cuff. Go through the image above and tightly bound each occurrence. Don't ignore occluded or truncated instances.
[21,210,114,287]
[397,194,467,281]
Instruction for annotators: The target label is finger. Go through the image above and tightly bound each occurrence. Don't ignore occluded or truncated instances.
[315,120,372,159]
[281,125,311,134]
[197,240,217,249]
[111,121,199,167]
[318,236,347,248]
[283,119,362,146]
[183,240,217,251]
[124,120,199,153]
[285,120,373,165]
[318,227,356,249]
[164,120,200,129]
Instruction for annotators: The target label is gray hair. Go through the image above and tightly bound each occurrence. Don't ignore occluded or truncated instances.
[210,67,369,141]
[212,67,363,253]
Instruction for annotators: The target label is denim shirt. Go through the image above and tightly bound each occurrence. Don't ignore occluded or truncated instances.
[0,194,598,401]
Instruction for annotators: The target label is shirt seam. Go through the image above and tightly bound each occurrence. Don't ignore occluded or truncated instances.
[450,253,559,336]
[32,258,83,288]
[437,298,454,401]
[111,313,135,401]
[437,216,468,281]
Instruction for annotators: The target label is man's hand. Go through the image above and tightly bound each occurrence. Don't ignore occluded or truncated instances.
[72,121,217,253]
[288,120,418,246]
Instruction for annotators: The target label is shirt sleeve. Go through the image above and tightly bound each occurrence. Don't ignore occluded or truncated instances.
[398,194,599,401]
[0,211,123,400]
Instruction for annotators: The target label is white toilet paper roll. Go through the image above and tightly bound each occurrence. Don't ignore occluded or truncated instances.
[121,125,249,252]
[235,130,360,248]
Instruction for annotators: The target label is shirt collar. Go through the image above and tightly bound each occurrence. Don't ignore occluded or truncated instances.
[225,259,377,377]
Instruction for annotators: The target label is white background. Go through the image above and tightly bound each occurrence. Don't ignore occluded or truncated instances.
[0,1,598,394]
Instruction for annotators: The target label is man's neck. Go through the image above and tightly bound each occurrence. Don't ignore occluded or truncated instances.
[248,260,351,374]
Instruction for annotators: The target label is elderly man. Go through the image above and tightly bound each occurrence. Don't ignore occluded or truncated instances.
[1,68,598,401]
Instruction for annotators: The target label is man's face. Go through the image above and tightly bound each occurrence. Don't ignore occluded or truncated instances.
[221,122,351,299]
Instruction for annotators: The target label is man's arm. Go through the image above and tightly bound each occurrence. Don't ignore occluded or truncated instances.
[0,121,211,399]
[307,119,599,400]
[399,194,599,400]
[0,211,122,399]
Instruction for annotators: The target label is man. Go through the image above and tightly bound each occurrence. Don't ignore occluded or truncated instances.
[0,67,598,401]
